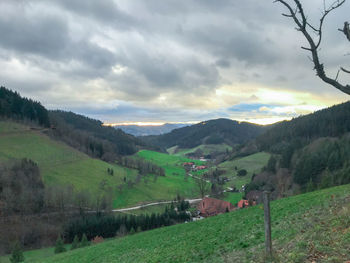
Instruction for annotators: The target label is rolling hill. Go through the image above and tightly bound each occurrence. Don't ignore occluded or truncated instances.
[141,118,266,150]
[4,183,348,263]
[0,121,139,208]
[217,152,270,189]
[245,101,350,198]
[114,123,188,136]
[0,121,204,209]
[48,110,146,158]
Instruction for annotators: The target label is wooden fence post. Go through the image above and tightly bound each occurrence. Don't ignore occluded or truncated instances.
[263,191,272,258]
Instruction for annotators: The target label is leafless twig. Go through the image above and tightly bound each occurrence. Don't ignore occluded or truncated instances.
[274,0,350,95]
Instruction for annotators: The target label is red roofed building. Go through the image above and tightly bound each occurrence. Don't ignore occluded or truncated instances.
[197,197,235,217]
[237,199,256,209]
[196,165,207,170]
[237,199,249,208]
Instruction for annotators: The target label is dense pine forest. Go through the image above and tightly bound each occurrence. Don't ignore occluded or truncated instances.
[0,87,50,127]
[244,102,350,199]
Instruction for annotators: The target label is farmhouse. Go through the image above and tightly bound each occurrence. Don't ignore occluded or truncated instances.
[195,165,207,170]
[197,197,235,217]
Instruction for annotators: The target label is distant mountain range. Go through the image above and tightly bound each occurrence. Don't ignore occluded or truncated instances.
[115,123,189,136]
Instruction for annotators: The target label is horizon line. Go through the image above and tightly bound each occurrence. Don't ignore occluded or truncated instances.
[102,117,292,127]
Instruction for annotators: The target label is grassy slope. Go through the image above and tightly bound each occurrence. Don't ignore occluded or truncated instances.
[115,150,208,207]
[218,152,270,189]
[0,122,206,208]
[222,192,243,206]
[0,121,140,208]
[36,184,350,263]
[168,143,232,156]
[133,150,206,200]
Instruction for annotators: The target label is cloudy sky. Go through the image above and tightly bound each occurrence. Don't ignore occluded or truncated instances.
[0,0,349,125]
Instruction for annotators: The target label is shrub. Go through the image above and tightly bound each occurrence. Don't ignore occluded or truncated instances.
[70,235,79,250]
[54,236,66,254]
[10,242,24,263]
[237,169,247,177]
[80,233,90,248]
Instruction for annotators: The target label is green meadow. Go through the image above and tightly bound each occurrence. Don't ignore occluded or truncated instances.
[218,152,270,189]
[0,122,207,209]
[15,184,349,263]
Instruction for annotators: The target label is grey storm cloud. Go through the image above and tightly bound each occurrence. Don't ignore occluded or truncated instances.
[0,11,68,59]
[0,0,348,123]
[50,0,137,29]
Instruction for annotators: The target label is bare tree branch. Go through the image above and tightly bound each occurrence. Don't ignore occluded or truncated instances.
[341,67,350,73]
[275,0,350,95]
[338,21,350,41]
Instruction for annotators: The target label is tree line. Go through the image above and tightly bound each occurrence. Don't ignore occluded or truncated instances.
[242,101,350,201]
[0,159,114,254]
[0,86,50,127]
[0,86,149,162]
[245,135,350,201]
[48,110,144,157]
[118,156,165,177]
[256,101,350,153]
[64,206,190,242]
[0,159,114,216]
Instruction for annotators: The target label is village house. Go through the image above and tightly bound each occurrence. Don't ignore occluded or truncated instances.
[195,165,207,171]
[197,197,235,217]
[237,199,256,209]
[183,162,207,171]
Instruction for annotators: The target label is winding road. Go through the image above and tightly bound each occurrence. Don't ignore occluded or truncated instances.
[112,198,203,212]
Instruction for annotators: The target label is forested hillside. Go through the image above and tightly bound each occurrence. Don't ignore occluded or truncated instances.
[256,101,350,151]
[142,118,265,150]
[0,86,50,127]
[48,111,146,160]
[115,123,188,136]
[245,101,350,199]
[0,87,146,161]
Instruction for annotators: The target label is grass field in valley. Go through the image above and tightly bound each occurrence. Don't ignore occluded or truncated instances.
[132,150,207,199]
[0,122,205,209]
[17,183,350,263]
[218,152,270,189]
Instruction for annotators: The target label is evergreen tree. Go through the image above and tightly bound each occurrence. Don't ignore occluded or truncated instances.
[129,227,135,235]
[10,242,24,263]
[267,156,277,173]
[80,233,90,247]
[54,236,66,254]
[70,235,80,250]
[306,178,315,193]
